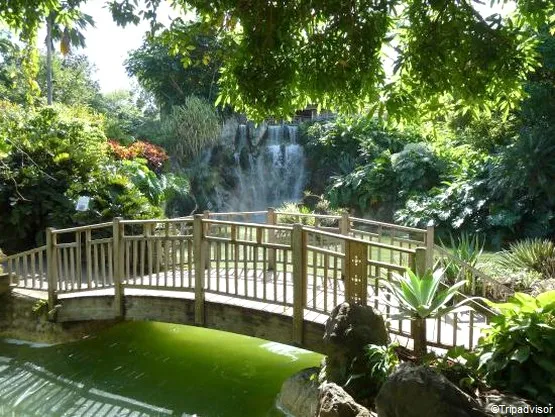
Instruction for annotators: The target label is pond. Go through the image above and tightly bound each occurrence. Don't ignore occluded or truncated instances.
[0,322,322,417]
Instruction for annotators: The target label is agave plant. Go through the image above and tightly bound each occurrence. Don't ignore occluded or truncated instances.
[497,238,555,280]
[381,268,478,357]
[440,232,485,287]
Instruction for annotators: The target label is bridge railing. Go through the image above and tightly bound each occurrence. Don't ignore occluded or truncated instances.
[2,246,47,290]
[119,218,195,291]
[203,219,295,308]
[2,209,505,351]
[48,222,115,295]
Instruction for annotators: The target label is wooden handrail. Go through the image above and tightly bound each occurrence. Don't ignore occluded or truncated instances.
[306,227,417,254]
[203,218,293,231]
[52,223,112,234]
[350,217,427,234]
[434,245,512,294]
[276,211,341,220]
[1,245,46,261]
[120,218,193,225]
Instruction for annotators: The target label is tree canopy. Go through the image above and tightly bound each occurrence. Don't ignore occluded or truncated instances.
[125,21,222,113]
[1,0,554,120]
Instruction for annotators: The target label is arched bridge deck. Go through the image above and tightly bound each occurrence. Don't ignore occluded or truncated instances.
[2,210,509,352]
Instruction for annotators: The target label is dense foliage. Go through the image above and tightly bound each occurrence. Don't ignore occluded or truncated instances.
[478,292,555,405]
[497,239,555,279]
[2,0,554,120]
[302,116,424,220]
[0,103,185,253]
[108,139,169,172]
[297,32,555,248]
[157,96,221,162]
[126,22,222,112]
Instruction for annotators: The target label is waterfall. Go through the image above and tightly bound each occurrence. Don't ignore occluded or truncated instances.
[227,124,306,211]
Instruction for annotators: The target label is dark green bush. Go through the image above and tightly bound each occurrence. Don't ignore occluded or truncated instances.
[0,103,168,252]
[390,142,446,196]
[344,343,399,401]
[0,104,108,251]
[477,292,555,405]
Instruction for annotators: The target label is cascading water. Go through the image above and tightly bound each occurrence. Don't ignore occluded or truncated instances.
[227,124,306,211]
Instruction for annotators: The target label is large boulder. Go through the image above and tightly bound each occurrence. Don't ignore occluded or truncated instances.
[322,303,388,385]
[317,383,375,417]
[375,364,489,417]
[279,367,320,417]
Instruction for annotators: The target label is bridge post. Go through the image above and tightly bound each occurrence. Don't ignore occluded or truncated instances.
[267,207,277,271]
[292,224,306,345]
[113,217,125,318]
[203,210,210,270]
[194,214,205,325]
[46,227,58,315]
[339,211,350,236]
[344,239,368,305]
[425,224,435,272]
[414,247,427,277]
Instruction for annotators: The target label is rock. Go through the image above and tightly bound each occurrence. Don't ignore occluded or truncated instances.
[278,367,320,417]
[322,303,387,385]
[375,364,489,417]
[0,273,13,295]
[531,278,555,297]
[317,383,375,417]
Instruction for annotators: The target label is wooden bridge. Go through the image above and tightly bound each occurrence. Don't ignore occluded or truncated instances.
[1,210,509,352]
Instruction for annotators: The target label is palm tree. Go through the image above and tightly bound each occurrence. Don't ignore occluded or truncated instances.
[45,2,94,104]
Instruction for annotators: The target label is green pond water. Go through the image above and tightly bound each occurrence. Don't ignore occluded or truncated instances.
[0,322,322,417]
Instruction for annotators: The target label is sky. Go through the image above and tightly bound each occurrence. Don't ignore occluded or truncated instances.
[38,1,179,93]
[39,1,516,94]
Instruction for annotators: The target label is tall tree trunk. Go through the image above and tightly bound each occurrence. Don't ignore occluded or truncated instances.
[46,12,54,105]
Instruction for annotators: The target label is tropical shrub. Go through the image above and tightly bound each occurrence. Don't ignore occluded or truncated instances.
[381,268,478,356]
[395,174,492,241]
[327,152,399,219]
[477,291,555,405]
[68,164,163,225]
[424,346,483,395]
[345,343,399,400]
[0,103,176,252]
[108,139,169,172]
[301,115,419,196]
[439,233,485,288]
[0,104,108,251]
[497,239,555,279]
[390,142,446,196]
[276,202,316,226]
[158,96,221,162]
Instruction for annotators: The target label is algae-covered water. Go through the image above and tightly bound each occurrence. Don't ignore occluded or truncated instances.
[0,322,322,417]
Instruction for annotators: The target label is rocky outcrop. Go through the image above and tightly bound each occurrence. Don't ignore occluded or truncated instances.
[317,383,375,417]
[278,367,321,417]
[531,278,555,297]
[375,364,489,417]
[321,303,388,385]
[0,272,13,295]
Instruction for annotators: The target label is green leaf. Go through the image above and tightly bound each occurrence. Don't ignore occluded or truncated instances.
[510,346,530,363]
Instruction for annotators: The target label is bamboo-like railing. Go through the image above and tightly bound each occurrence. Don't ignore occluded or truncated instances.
[2,246,47,289]
[1,209,506,350]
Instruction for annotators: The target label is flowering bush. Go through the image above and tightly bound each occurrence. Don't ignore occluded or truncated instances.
[108,139,168,171]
